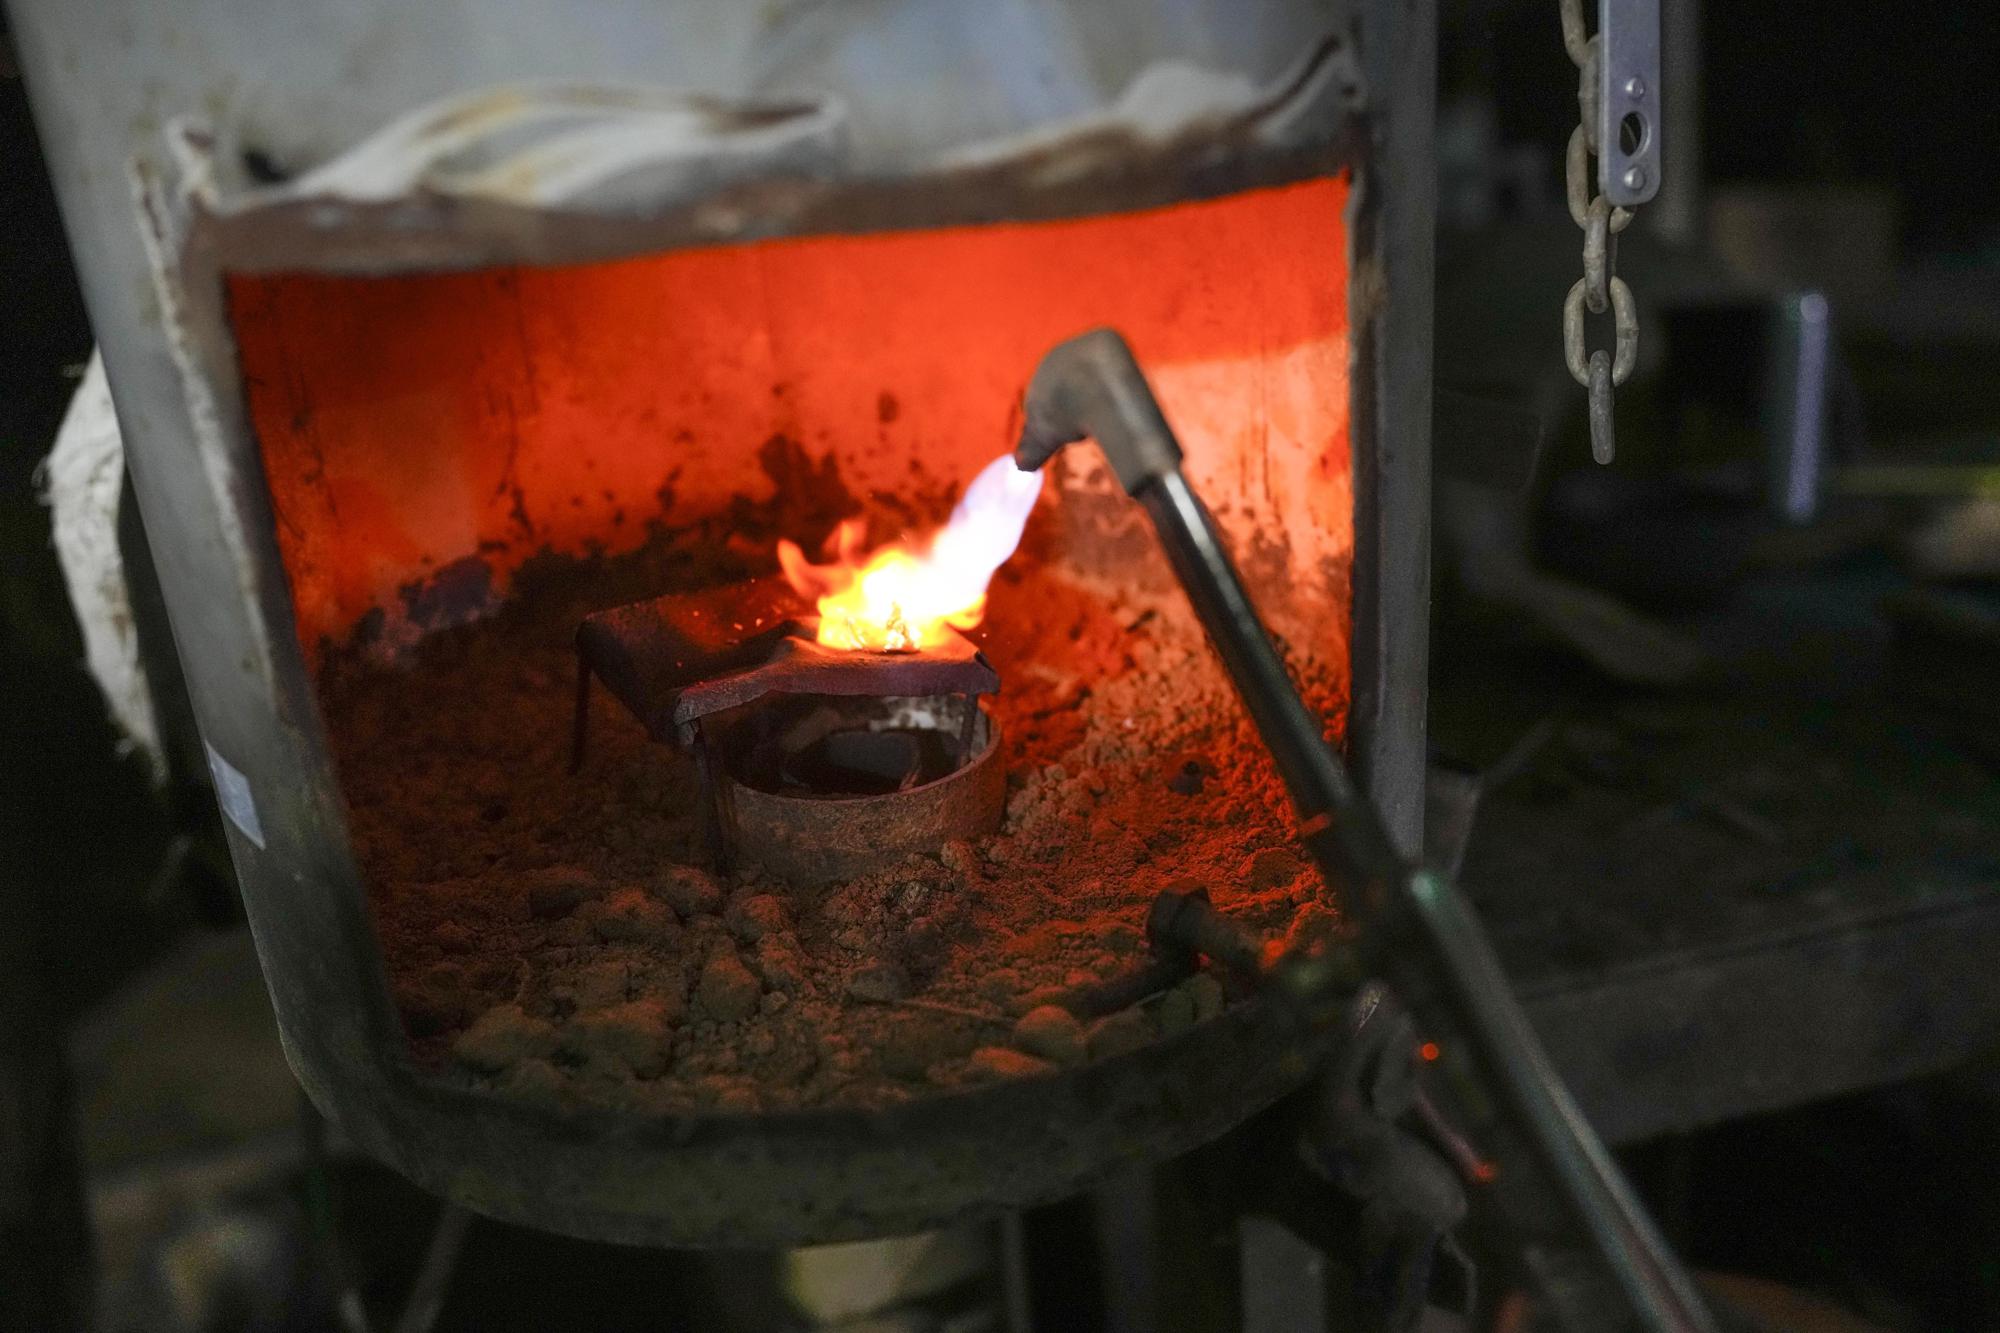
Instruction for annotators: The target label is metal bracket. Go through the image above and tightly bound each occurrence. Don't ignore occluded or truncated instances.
[1598,0,1662,206]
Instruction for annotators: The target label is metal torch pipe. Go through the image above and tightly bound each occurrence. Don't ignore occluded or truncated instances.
[1135,472,1711,1333]
[1017,329,1716,1333]
[1138,474,1401,908]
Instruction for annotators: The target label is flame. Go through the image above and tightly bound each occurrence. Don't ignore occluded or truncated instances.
[778,453,1044,651]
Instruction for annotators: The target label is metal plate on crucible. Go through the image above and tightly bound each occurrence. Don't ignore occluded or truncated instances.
[577,577,998,748]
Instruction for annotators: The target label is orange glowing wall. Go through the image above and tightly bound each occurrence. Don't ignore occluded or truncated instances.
[229,175,1352,663]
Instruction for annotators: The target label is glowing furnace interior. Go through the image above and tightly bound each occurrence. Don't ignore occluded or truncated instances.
[231,177,1353,666]
[221,175,1359,1109]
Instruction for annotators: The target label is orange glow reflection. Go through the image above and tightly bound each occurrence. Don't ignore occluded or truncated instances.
[228,176,1353,672]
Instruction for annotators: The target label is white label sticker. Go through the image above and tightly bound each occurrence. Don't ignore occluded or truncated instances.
[204,741,266,850]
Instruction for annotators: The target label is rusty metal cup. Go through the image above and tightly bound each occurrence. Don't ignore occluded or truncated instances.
[718,694,1003,885]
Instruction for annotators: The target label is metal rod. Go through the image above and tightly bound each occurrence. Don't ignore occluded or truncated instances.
[1143,458,1713,1333]
[690,722,730,875]
[392,1202,474,1333]
[1055,956,1193,1021]
[1137,476,1403,912]
[1015,329,1717,1333]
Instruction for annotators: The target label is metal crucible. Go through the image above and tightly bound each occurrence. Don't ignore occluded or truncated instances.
[576,576,1004,882]
[719,690,1004,886]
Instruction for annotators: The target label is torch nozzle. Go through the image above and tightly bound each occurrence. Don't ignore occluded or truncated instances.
[1011,413,1087,477]
[1013,328,1182,495]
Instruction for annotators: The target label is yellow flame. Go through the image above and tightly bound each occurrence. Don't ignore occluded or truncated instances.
[776,454,1043,652]
[778,519,989,652]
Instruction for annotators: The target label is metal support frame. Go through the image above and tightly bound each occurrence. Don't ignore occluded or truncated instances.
[1350,0,1436,863]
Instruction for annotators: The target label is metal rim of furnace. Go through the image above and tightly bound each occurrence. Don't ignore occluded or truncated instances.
[368,984,1327,1249]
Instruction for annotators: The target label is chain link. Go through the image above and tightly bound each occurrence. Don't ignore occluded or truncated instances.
[1559,0,1639,464]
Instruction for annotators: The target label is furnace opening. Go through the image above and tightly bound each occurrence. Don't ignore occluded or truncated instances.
[228,177,1356,1112]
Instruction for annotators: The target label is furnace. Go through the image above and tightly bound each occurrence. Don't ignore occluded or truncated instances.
[294,177,1357,1115]
[65,0,1434,1250]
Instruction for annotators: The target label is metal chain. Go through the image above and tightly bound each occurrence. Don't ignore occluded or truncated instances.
[1560,0,1639,464]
